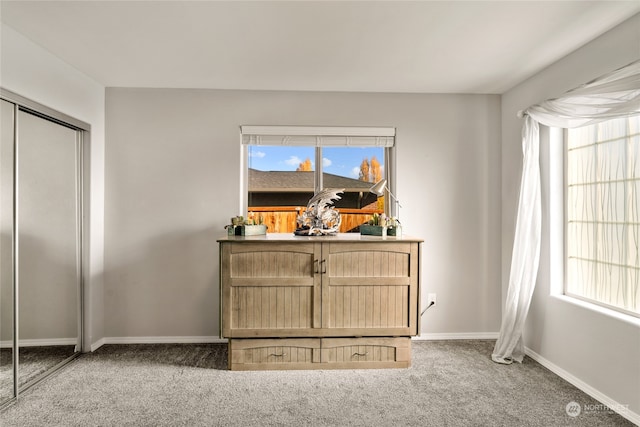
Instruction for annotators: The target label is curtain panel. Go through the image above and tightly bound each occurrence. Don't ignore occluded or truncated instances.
[492,60,640,364]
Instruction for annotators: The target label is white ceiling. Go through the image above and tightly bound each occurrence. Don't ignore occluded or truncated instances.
[2,1,639,94]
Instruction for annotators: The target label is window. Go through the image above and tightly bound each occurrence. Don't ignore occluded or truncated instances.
[241,126,395,233]
[566,115,640,317]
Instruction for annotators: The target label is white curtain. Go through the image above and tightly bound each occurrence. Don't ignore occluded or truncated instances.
[492,60,640,364]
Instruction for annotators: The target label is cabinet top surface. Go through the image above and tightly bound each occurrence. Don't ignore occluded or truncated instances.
[217,233,423,243]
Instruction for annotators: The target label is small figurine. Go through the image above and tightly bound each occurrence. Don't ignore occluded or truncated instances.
[295,188,344,236]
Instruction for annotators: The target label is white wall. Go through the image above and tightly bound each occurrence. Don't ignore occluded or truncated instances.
[501,13,640,421]
[0,23,106,351]
[104,88,502,340]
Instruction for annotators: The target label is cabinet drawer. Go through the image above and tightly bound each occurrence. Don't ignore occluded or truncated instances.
[229,338,320,371]
[321,337,411,369]
[228,337,411,370]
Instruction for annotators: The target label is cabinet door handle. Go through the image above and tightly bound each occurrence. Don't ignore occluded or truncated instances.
[320,259,327,274]
[314,259,319,274]
[269,353,286,357]
[352,352,368,357]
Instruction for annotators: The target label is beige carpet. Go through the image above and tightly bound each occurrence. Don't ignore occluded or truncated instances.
[1,345,77,396]
[0,340,633,426]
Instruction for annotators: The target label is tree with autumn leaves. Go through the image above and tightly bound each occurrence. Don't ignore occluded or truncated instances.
[295,155,383,212]
[296,156,381,183]
[296,158,313,171]
[359,156,382,183]
[296,156,382,182]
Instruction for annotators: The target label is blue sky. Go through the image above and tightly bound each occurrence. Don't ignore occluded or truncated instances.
[248,146,384,179]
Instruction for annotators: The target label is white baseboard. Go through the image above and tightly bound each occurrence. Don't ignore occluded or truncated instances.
[1,338,77,348]
[525,346,639,426]
[90,337,106,352]
[414,332,499,340]
[8,334,497,349]
[94,335,493,347]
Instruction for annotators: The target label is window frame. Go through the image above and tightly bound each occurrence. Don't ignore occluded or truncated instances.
[239,126,397,218]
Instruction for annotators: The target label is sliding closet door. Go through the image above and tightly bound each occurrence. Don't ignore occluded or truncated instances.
[17,110,80,389]
[0,100,15,404]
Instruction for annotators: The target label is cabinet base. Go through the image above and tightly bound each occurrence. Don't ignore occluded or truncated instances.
[228,337,411,371]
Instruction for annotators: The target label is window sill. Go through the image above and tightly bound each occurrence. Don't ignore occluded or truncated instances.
[551,294,640,328]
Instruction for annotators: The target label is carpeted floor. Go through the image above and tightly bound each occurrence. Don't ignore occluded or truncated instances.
[1,346,77,398]
[0,340,633,426]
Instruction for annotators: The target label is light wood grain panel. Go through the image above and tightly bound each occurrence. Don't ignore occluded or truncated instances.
[229,338,410,370]
[293,287,301,328]
[229,243,315,279]
[222,242,321,336]
[372,285,381,328]
[229,338,320,370]
[365,285,373,327]
[357,286,366,326]
[350,286,358,326]
[410,242,420,335]
[221,238,421,368]
[322,242,417,332]
[257,287,265,328]
[312,277,409,287]
[323,344,395,363]
[284,286,291,328]
[220,244,232,336]
[231,286,314,330]
[326,242,412,274]
[269,286,278,328]
[328,252,409,277]
[321,337,411,366]
[324,285,409,329]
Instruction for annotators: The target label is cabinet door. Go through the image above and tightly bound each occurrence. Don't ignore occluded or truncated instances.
[321,242,419,336]
[221,242,321,337]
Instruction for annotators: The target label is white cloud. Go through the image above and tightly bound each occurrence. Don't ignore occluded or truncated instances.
[249,150,266,158]
[284,156,302,166]
[351,166,361,178]
[323,157,332,167]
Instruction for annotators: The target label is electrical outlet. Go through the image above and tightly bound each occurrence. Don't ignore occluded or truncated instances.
[428,293,437,306]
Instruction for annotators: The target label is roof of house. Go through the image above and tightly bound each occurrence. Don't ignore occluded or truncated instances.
[249,169,375,192]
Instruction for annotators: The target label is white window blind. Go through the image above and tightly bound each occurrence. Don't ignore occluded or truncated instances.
[241,126,395,147]
[566,115,640,316]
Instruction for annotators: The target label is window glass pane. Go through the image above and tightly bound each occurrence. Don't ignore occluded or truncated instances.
[322,146,385,232]
[247,145,314,231]
[566,115,640,316]
[322,146,384,209]
[322,146,384,181]
[248,145,315,172]
[246,145,386,233]
[567,125,595,149]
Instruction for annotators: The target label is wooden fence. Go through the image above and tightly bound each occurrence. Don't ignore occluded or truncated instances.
[247,206,383,233]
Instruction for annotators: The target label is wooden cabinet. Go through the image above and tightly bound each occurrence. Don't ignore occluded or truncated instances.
[219,234,422,370]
